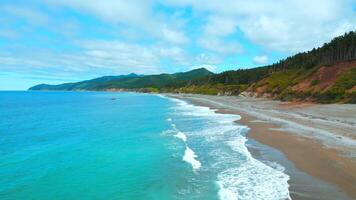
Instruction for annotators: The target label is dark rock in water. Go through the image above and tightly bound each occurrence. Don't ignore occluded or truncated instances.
[111,98,117,100]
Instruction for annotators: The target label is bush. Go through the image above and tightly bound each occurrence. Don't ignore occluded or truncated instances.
[310,79,319,86]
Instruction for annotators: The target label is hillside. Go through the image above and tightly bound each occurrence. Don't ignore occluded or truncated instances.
[29,68,214,92]
[30,31,356,103]
[29,73,142,91]
[168,31,356,103]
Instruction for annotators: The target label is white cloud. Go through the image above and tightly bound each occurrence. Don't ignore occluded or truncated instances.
[0,29,20,39]
[80,40,160,73]
[41,0,356,72]
[163,0,356,53]
[0,39,195,78]
[1,5,49,26]
[203,15,237,37]
[195,53,221,65]
[155,46,190,65]
[253,55,268,65]
[161,26,189,45]
[2,0,356,86]
[198,37,242,55]
[190,64,217,72]
[48,0,151,25]
[47,0,189,45]
[197,15,242,54]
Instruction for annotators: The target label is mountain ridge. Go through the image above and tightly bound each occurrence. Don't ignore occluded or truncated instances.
[29,68,213,91]
[30,31,356,103]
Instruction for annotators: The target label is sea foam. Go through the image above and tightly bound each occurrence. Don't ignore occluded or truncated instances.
[169,120,199,170]
[183,146,201,170]
[159,95,291,200]
[174,131,187,142]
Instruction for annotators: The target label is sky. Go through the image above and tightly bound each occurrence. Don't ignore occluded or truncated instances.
[0,0,355,90]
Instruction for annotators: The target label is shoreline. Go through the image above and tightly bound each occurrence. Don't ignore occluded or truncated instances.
[238,112,355,199]
[166,94,356,199]
[245,131,351,200]
[236,112,353,200]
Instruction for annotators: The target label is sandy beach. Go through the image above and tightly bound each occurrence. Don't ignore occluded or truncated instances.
[167,94,356,200]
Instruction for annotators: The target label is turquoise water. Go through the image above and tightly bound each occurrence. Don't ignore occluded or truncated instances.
[0,91,290,200]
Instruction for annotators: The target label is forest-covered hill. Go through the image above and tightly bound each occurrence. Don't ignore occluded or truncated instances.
[30,31,356,103]
[29,68,214,92]
[167,31,356,103]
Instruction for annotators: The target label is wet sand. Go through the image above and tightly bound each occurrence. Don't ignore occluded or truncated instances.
[238,113,354,200]
[166,94,356,199]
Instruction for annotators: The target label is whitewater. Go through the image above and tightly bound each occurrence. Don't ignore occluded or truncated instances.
[162,95,291,200]
[0,91,290,200]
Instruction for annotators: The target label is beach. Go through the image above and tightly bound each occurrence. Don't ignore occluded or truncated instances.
[167,93,356,200]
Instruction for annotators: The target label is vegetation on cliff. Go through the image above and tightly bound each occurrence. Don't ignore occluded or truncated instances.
[171,31,356,103]
[30,31,356,103]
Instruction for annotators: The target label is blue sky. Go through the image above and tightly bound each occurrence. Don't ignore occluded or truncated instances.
[0,0,355,90]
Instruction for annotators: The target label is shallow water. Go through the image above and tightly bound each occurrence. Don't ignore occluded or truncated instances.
[0,91,290,199]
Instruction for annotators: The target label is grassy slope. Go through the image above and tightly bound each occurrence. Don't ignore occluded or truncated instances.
[318,67,356,103]
[253,62,356,103]
[171,32,356,103]
[174,61,355,103]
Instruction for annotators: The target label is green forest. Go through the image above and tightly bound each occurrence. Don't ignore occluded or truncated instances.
[30,31,356,103]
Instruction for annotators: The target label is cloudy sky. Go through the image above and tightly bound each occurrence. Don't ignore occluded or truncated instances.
[1,0,355,90]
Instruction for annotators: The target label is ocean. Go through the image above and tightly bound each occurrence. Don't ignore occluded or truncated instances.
[0,91,290,200]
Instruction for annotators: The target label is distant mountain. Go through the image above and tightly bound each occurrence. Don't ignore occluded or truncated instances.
[29,68,213,91]
[29,73,142,91]
[29,31,356,103]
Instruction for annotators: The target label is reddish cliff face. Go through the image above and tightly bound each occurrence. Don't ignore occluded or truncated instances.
[291,60,356,93]
[245,60,356,103]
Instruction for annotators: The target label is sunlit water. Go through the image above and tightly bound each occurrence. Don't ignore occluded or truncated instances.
[0,91,290,200]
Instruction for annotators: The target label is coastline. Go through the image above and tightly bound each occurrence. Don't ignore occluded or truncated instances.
[166,93,356,199]
[238,112,355,199]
